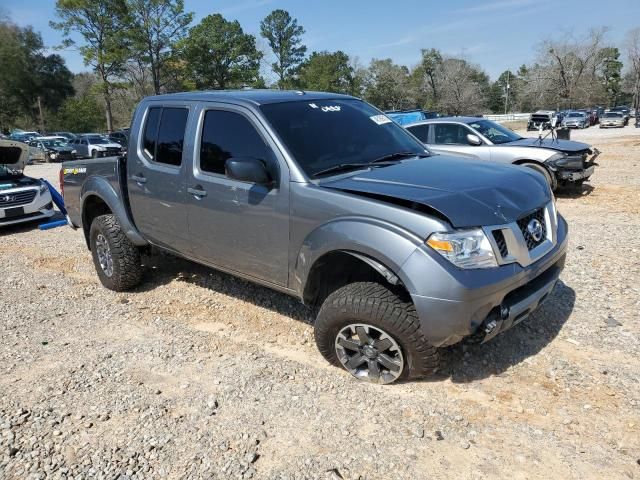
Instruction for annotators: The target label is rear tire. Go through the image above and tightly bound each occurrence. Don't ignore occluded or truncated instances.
[521,161,558,192]
[314,282,439,384]
[89,214,143,291]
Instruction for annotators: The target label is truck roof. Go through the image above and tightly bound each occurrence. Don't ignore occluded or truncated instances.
[145,89,355,106]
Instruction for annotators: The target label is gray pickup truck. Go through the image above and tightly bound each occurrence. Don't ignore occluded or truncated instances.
[62,90,568,384]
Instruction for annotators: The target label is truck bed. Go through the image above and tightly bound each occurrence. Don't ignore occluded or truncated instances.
[62,156,125,229]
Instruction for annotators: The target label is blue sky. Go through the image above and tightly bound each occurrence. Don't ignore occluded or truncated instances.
[2,0,639,81]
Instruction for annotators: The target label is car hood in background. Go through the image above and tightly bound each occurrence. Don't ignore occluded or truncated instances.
[0,140,28,171]
[505,137,592,153]
[321,155,550,228]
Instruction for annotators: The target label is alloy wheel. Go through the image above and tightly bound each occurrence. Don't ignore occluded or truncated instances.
[95,233,114,277]
[335,323,404,384]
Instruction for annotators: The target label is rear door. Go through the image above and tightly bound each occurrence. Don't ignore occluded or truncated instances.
[186,104,290,286]
[428,122,491,160]
[127,103,192,252]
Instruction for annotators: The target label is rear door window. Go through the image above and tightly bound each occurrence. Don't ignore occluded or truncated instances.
[199,110,274,176]
[407,124,430,143]
[141,107,188,166]
[155,108,189,166]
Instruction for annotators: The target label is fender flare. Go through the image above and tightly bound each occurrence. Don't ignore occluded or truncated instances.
[80,176,148,247]
[293,217,424,298]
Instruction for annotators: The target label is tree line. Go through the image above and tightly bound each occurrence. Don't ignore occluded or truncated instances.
[1,1,639,133]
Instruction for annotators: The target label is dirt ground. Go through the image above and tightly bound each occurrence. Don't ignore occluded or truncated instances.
[1,126,639,479]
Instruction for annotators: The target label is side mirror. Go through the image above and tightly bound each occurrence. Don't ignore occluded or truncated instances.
[225,157,272,185]
[466,134,482,146]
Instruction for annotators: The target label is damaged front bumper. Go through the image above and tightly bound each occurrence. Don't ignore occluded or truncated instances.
[549,147,600,184]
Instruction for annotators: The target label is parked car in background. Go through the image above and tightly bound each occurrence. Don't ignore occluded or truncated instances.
[9,131,39,143]
[635,116,640,128]
[405,117,599,191]
[527,110,557,131]
[610,106,630,125]
[600,112,626,128]
[561,111,589,129]
[577,109,597,126]
[386,109,441,126]
[61,90,568,384]
[50,131,77,141]
[108,129,129,147]
[71,135,123,158]
[28,137,77,163]
[0,140,55,227]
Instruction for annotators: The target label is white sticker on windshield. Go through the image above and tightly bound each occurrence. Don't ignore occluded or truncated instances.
[370,114,392,125]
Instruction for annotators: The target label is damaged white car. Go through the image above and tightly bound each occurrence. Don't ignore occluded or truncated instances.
[0,140,55,227]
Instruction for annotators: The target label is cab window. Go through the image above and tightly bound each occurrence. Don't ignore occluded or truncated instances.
[199,110,275,177]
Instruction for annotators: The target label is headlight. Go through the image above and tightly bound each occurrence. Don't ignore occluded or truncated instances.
[426,229,497,269]
[71,149,77,154]
[39,182,48,194]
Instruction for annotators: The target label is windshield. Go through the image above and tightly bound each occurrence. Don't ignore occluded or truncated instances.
[567,112,584,118]
[466,119,521,145]
[259,99,427,177]
[87,137,109,144]
[603,112,622,118]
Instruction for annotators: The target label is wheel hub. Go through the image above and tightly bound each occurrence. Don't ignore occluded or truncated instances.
[334,323,404,385]
[95,233,114,277]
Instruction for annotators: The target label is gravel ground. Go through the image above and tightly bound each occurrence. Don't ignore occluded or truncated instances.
[1,126,639,479]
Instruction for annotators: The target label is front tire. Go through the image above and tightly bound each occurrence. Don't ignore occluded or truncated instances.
[91,150,98,159]
[314,282,439,384]
[89,214,143,291]
[521,161,558,192]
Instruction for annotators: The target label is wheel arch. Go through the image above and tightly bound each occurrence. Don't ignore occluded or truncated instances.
[296,219,424,307]
[80,176,147,249]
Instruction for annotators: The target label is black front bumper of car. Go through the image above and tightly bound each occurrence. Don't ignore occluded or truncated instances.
[549,148,600,184]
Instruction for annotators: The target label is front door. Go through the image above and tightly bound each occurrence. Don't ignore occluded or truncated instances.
[186,105,290,287]
[127,104,192,252]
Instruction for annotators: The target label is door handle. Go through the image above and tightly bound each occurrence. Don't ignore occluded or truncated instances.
[188,186,207,198]
[131,174,147,184]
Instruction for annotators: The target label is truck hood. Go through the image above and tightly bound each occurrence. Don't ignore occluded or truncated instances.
[0,140,28,172]
[321,155,550,228]
[506,137,592,153]
[94,142,122,149]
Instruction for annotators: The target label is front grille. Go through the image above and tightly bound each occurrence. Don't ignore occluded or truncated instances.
[517,208,547,250]
[105,148,121,156]
[492,230,508,258]
[0,189,37,207]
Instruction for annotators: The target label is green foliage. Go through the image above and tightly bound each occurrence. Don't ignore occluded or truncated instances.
[125,0,193,94]
[0,18,74,130]
[298,51,354,94]
[179,14,262,89]
[599,47,623,105]
[51,0,130,130]
[260,10,306,89]
[362,59,414,111]
[51,95,106,132]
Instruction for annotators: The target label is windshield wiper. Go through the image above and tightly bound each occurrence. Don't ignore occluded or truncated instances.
[312,163,373,178]
[369,151,430,164]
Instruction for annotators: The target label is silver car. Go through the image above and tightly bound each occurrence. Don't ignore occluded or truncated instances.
[71,135,123,159]
[405,117,599,190]
[599,112,625,128]
[561,111,589,129]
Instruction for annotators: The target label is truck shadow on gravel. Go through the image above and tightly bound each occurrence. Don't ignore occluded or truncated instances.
[136,253,575,384]
[434,280,576,383]
[136,252,316,325]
